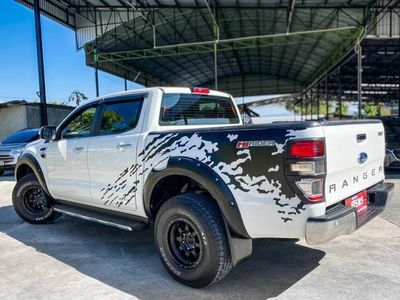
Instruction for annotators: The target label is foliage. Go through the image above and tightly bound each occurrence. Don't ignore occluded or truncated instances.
[362,102,378,117]
[362,102,394,118]
[47,100,67,106]
[100,110,124,133]
[285,98,348,117]
[67,91,88,106]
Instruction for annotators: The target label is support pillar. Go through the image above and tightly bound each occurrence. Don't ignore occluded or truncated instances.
[214,42,218,90]
[317,84,320,120]
[33,0,47,126]
[300,94,303,121]
[325,73,329,120]
[310,88,313,120]
[338,67,343,119]
[305,94,308,120]
[124,74,128,91]
[95,62,99,97]
[94,10,99,97]
[357,43,363,119]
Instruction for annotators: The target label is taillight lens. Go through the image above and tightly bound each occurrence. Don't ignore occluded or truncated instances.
[289,140,325,158]
[295,178,324,202]
[290,161,325,175]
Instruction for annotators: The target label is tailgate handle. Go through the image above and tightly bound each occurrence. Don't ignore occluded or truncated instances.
[356,134,366,142]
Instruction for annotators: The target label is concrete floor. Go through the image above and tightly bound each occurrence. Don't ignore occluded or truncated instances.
[0,170,399,299]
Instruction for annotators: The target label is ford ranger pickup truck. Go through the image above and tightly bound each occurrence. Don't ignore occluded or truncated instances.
[13,87,394,288]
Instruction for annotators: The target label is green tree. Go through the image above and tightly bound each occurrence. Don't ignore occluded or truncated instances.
[67,91,88,106]
[285,98,335,117]
[362,103,378,118]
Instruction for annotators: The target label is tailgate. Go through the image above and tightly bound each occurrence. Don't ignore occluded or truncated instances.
[323,121,385,206]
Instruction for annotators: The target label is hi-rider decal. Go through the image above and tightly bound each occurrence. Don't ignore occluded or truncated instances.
[328,165,384,194]
[100,125,313,223]
[236,140,276,149]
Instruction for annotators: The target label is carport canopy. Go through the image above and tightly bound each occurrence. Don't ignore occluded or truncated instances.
[16,0,399,97]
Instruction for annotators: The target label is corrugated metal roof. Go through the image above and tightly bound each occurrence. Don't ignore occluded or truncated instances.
[16,0,400,96]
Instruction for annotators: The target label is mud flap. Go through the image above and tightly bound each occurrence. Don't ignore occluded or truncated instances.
[224,221,252,266]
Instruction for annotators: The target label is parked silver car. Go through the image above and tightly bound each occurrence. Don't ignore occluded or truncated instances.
[0,128,39,176]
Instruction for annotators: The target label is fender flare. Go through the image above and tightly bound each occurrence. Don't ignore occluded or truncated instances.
[15,153,51,196]
[143,156,250,239]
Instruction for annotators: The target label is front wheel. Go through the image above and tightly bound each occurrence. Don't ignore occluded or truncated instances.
[12,174,61,224]
[154,193,232,288]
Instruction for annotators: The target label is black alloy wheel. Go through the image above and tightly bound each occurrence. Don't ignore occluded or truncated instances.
[12,173,61,224]
[168,218,203,270]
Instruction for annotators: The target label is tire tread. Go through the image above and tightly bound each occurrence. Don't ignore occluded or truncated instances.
[156,193,232,287]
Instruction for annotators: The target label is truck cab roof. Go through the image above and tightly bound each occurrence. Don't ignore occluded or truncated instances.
[82,87,233,106]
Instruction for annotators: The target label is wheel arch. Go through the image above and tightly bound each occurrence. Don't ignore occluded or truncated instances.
[15,153,51,196]
[144,156,250,239]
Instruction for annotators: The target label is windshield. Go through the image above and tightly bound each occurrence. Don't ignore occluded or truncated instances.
[2,129,39,144]
[159,93,240,126]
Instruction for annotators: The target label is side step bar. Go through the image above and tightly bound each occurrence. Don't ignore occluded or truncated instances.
[54,203,149,231]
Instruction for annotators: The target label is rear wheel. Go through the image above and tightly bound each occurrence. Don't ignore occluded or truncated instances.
[155,193,232,288]
[12,174,61,224]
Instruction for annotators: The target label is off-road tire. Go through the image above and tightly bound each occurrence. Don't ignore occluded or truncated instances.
[12,174,61,224]
[155,193,232,288]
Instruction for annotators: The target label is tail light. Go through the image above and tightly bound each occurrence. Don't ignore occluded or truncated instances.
[192,87,210,95]
[290,161,325,175]
[295,178,324,202]
[289,140,324,158]
[285,139,326,204]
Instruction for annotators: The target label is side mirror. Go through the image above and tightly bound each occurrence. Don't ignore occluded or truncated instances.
[40,126,57,141]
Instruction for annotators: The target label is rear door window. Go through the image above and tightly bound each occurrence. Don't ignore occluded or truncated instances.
[159,93,240,126]
[99,99,144,135]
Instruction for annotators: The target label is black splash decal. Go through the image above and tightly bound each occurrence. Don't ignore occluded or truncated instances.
[99,125,311,223]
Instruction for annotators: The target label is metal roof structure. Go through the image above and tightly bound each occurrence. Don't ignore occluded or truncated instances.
[316,38,400,102]
[16,0,400,98]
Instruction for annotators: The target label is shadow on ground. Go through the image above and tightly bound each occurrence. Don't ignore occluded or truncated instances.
[0,170,15,182]
[0,205,325,299]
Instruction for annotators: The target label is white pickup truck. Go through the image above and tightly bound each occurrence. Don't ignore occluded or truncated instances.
[13,87,393,288]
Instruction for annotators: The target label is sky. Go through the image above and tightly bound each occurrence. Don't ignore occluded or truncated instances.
[0,0,141,103]
[0,0,292,118]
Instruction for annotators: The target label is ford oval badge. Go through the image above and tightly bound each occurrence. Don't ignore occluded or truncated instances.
[358,152,368,164]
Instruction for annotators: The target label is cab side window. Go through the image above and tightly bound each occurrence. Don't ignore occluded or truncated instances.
[99,99,144,135]
[61,106,97,139]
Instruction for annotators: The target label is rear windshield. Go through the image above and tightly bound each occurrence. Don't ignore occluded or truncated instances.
[2,129,39,144]
[159,93,240,126]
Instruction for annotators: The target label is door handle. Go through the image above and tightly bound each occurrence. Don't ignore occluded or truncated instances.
[73,146,84,152]
[356,133,366,142]
[117,143,132,150]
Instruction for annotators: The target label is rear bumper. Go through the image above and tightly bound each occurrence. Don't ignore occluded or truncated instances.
[305,182,394,245]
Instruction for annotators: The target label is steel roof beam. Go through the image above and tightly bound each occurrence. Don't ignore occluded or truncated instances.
[152,6,214,81]
[96,26,358,62]
[287,0,297,33]
[44,1,395,9]
[293,9,345,82]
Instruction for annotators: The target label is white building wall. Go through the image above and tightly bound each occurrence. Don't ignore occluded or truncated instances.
[0,106,28,141]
